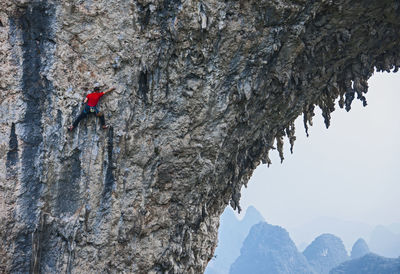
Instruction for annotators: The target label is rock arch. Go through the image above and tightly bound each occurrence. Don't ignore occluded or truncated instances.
[1,0,400,272]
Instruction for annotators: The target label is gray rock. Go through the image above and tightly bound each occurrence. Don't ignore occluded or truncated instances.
[1,0,400,273]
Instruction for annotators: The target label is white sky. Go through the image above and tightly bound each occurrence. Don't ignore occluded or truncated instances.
[240,71,400,231]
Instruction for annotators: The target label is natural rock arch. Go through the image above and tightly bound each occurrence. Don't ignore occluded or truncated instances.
[1,0,399,273]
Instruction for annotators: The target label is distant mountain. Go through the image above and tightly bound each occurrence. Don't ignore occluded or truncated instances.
[290,217,373,252]
[369,225,400,258]
[303,234,349,274]
[330,253,400,274]
[351,238,370,259]
[387,223,400,234]
[205,206,264,274]
[230,222,314,274]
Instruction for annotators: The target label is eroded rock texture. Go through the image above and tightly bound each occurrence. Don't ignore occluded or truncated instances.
[1,0,400,273]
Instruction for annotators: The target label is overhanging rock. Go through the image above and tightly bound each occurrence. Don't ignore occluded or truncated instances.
[1,0,400,272]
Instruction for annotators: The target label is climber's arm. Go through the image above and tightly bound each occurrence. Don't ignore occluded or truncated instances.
[82,97,88,104]
[104,87,116,95]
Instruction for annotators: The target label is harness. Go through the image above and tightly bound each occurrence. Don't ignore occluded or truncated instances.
[83,104,99,114]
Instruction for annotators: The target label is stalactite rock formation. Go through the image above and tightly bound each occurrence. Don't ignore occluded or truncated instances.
[1,0,400,273]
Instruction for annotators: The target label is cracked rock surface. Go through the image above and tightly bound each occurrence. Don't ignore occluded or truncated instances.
[1,0,400,273]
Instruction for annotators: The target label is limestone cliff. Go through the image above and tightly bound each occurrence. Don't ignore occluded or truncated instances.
[1,0,400,273]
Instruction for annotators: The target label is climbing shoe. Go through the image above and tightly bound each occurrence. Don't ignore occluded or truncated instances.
[68,125,74,131]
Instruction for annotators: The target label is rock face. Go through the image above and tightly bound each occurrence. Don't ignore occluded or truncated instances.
[206,206,264,274]
[330,253,400,274]
[1,0,400,273]
[230,222,314,274]
[303,234,349,274]
[350,238,369,260]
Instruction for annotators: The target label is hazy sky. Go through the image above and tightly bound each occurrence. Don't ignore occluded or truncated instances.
[240,71,400,231]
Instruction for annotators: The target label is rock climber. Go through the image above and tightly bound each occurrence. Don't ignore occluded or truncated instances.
[68,86,115,131]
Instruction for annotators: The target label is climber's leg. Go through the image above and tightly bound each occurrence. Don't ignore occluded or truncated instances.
[69,110,88,131]
[96,111,108,129]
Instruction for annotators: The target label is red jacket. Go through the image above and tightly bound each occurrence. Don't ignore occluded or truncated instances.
[86,92,104,107]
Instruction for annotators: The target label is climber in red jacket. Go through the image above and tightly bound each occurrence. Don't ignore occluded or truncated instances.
[68,86,115,131]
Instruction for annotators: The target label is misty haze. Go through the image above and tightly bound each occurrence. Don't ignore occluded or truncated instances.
[207,71,400,273]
